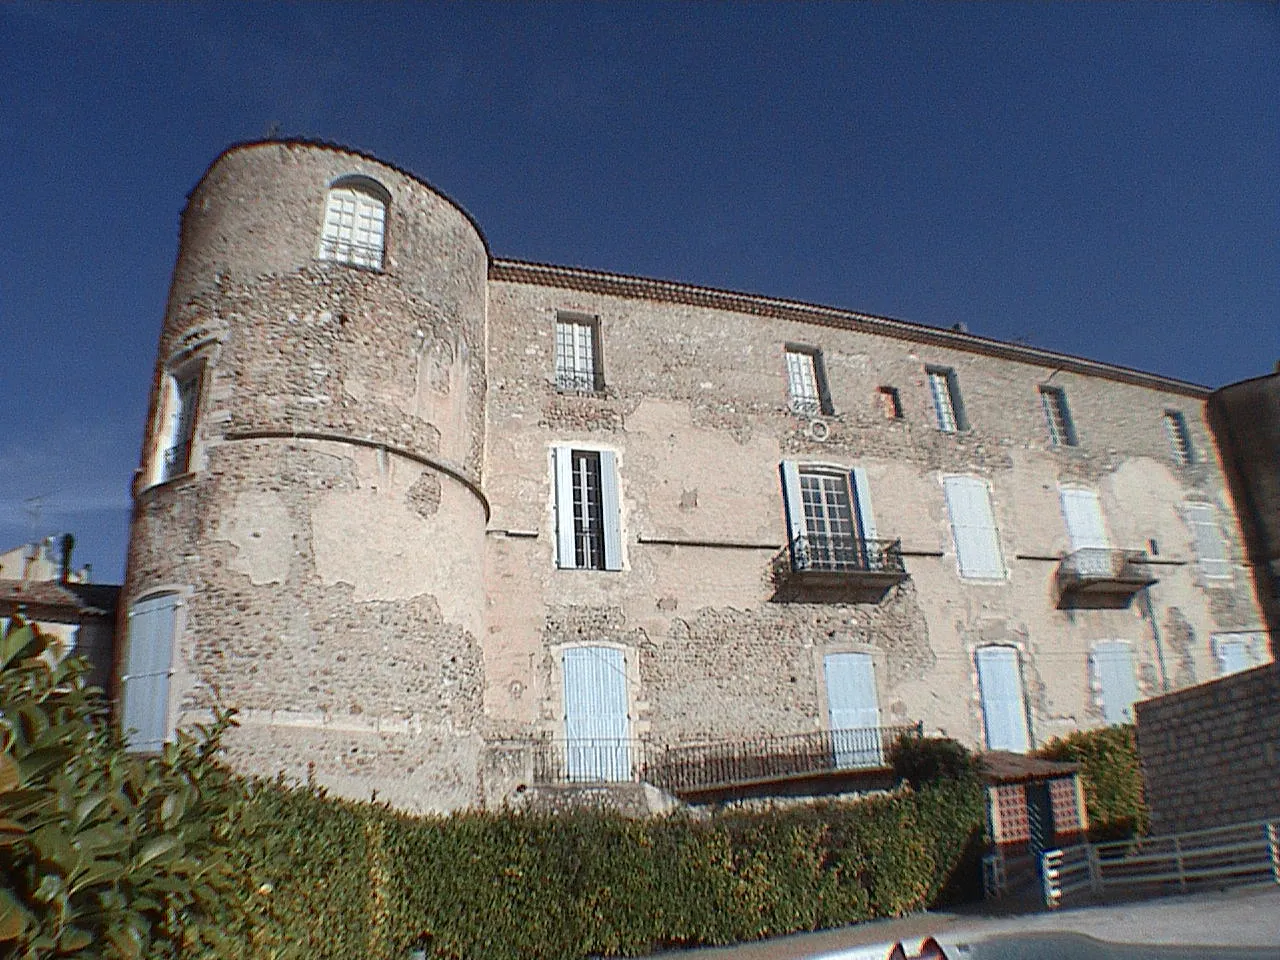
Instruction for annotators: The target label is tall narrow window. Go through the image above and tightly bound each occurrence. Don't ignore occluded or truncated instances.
[562,646,631,782]
[975,645,1032,752]
[553,447,622,571]
[318,179,387,269]
[1092,641,1139,725]
[555,314,601,392]
[121,592,179,752]
[824,652,883,767]
[155,365,202,485]
[1059,487,1111,577]
[1164,411,1194,465]
[944,476,1005,579]
[780,462,878,572]
[1185,502,1230,579]
[785,346,831,416]
[878,386,904,420]
[1039,386,1077,446]
[927,367,968,432]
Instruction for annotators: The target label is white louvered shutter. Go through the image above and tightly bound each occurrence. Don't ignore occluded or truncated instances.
[1186,504,1229,579]
[1092,641,1139,725]
[553,447,576,568]
[824,652,883,767]
[945,477,1005,579]
[562,646,630,781]
[780,460,806,544]
[1060,488,1110,577]
[976,646,1031,752]
[1214,635,1254,677]
[121,594,178,752]
[850,467,878,543]
[599,450,623,571]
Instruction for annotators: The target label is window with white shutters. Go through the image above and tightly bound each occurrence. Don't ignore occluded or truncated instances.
[1185,503,1230,579]
[121,593,179,752]
[1092,641,1139,725]
[944,476,1005,580]
[555,314,601,392]
[553,447,622,571]
[785,346,831,416]
[927,367,967,432]
[975,645,1032,752]
[318,181,387,269]
[780,462,878,570]
[824,652,883,767]
[1213,633,1262,677]
[562,646,630,782]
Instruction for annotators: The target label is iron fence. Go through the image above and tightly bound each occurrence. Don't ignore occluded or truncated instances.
[780,534,907,577]
[531,737,647,785]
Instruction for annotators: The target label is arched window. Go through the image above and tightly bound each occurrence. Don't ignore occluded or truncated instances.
[317,176,388,269]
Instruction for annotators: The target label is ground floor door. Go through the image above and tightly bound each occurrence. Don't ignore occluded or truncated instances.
[824,652,882,768]
[562,646,631,782]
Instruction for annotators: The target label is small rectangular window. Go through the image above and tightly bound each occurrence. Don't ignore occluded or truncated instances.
[878,386,903,419]
[318,185,386,269]
[555,314,602,392]
[1164,411,1193,465]
[927,367,967,432]
[553,447,622,570]
[785,346,832,416]
[1039,386,1077,446]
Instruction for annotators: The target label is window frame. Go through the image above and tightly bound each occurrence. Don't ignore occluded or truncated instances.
[1185,501,1231,580]
[316,176,390,271]
[560,644,632,782]
[554,312,604,393]
[149,358,206,487]
[877,385,904,420]
[120,590,183,754]
[1039,385,1078,447]
[943,475,1007,581]
[975,644,1033,753]
[1164,410,1194,465]
[926,366,969,432]
[784,344,833,417]
[552,446,623,571]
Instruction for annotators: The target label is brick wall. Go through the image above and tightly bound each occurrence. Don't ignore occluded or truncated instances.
[1136,661,1280,834]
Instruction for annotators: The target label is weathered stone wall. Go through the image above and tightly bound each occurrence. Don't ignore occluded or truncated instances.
[122,142,490,813]
[480,273,1267,809]
[1136,662,1280,834]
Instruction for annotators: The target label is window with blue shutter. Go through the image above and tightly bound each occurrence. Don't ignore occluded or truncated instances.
[944,477,1006,580]
[1060,487,1111,577]
[824,652,883,767]
[562,646,631,781]
[553,447,622,571]
[1213,633,1260,677]
[1186,503,1230,579]
[121,592,179,752]
[1092,641,1139,725]
[975,645,1031,752]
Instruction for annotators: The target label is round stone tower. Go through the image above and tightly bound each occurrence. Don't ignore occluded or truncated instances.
[122,141,490,812]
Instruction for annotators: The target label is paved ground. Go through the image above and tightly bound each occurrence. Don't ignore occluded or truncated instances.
[642,885,1280,959]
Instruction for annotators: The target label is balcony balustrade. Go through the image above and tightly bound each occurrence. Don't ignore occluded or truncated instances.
[1055,548,1157,608]
[771,534,908,601]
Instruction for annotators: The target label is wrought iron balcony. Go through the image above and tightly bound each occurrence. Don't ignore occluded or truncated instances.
[643,724,922,797]
[772,534,908,600]
[1055,548,1156,607]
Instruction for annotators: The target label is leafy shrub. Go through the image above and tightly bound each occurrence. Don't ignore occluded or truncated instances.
[1038,725,1148,841]
[887,734,978,789]
[0,617,244,959]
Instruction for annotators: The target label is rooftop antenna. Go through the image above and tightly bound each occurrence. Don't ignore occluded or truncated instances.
[265,121,281,138]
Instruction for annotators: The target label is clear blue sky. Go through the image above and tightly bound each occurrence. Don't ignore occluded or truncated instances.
[1,2,1276,583]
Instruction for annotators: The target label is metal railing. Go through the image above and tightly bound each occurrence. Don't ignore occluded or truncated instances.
[531,738,647,785]
[555,371,604,393]
[644,724,921,794]
[780,534,907,577]
[1056,548,1153,586]
[1042,819,1280,908]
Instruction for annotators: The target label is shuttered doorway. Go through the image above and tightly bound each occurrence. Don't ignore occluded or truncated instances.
[562,646,631,782]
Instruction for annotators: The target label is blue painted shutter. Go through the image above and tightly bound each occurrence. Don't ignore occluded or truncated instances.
[1061,488,1110,577]
[1215,636,1253,676]
[599,450,623,571]
[976,646,1031,752]
[945,477,1005,579]
[1187,504,1229,578]
[850,466,877,542]
[562,646,630,781]
[1093,641,1139,725]
[824,652,882,767]
[779,460,805,544]
[121,594,178,752]
[552,447,576,568]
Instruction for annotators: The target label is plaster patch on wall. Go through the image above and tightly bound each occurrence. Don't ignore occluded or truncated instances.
[213,490,293,585]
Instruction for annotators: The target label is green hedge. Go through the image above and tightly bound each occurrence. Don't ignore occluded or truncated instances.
[1038,725,1148,841]
[216,776,984,960]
